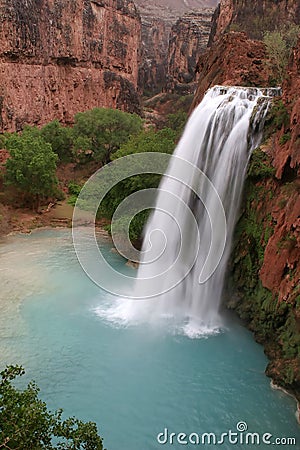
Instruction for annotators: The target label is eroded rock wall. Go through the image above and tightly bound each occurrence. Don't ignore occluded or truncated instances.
[191,32,270,108]
[210,0,300,41]
[166,10,214,94]
[0,0,141,132]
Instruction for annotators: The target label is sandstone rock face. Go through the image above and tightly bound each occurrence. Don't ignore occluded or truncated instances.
[210,0,300,41]
[191,32,270,108]
[166,10,214,94]
[260,38,300,303]
[134,0,219,23]
[0,0,141,132]
[138,17,169,93]
[134,0,219,93]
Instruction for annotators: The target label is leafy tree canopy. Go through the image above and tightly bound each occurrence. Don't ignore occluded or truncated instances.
[264,25,300,84]
[101,127,177,240]
[41,120,74,162]
[0,365,103,450]
[73,108,143,164]
[5,129,58,209]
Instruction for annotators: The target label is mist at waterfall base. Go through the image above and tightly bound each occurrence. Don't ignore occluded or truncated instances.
[1,230,299,450]
[96,86,277,337]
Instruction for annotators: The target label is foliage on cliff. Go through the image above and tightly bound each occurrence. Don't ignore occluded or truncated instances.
[263,25,300,83]
[229,143,300,398]
[0,365,103,449]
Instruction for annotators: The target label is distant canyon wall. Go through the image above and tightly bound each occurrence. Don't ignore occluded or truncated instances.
[135,0,216,94]
[166,10,214,95]
[0,0,141,132]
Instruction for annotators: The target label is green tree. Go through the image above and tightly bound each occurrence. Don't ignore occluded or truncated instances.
[41,120,74,162]
[0,365,103,449]
[165,111,187,138]
[73,108,143,164]
[5,130,58,210]
[264,26,300,83]
[101,128,176,239]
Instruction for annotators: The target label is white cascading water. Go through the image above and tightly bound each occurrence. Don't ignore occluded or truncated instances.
[98,86,280,337]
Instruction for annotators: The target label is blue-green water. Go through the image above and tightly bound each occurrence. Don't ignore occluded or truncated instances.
[0,229,299,449]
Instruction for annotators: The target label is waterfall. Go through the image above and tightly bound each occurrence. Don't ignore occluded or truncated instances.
[98,85,280,337]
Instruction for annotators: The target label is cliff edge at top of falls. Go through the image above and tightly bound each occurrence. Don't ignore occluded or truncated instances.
[191,31,270,109]
[0,0,141,132]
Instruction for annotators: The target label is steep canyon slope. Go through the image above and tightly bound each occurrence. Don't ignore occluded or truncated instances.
[0,0,141,132]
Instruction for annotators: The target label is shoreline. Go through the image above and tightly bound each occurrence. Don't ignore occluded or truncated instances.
[270,381,300,425]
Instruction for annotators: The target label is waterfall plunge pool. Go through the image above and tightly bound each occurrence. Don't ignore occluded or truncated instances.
[0,229,299,450]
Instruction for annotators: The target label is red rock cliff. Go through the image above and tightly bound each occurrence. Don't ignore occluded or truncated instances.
[210,0,300,41]
[191,31,270,108]
[0,0,141,132]
[166,9,214,95]
[259,39,300,305]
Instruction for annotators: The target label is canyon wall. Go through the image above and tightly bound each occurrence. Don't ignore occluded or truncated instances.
[137,16,169,93]
[210,0,300,42]
[0,0,141,132]
[134,0,218,94]
[192,1,300,397]
[191,31,270,109]
[166,10,214,94]
[228,40,300,397]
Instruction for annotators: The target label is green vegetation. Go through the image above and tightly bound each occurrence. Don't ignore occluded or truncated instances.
[5,129,58,210]
[165,111,188,138]
[229,145,299,392]
[100,127,177,239]
[41,120,74,162]
[72,108,143,164]
[0,365,103,449]
[1,108,146,210]
[263,99,290,141]
[68,181,83,206]
[263,25,300,84]
[279,132,291,145]
[247,147,276,179]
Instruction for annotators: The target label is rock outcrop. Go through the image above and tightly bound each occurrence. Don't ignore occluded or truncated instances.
[191,31,270,108]
[166,9,214,94]
[229,63,300,396]
[134,0,219,93]
[0,0,141,132]
[210,0,300,42]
